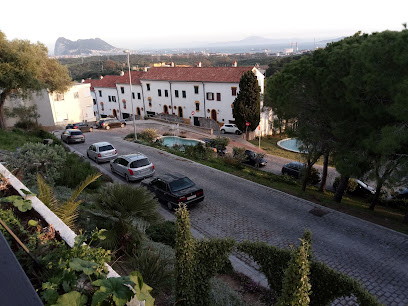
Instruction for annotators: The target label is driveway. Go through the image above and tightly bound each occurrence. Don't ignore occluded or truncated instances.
[62,124,408,305]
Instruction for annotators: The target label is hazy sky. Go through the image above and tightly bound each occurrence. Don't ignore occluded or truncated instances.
[1,0,406,54]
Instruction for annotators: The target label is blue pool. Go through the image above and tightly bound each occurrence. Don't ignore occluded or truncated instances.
[160,136,204,148]
[277,138,306,153]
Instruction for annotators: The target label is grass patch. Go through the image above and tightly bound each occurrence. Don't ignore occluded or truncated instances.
[129,137,408,235]
[0,128,45,151]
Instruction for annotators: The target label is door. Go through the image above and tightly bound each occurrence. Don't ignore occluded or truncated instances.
[211,109,217,121]
[178,106,183,118]
[193,117,200,126]
[113,109,117,118]
[163,105,168,114]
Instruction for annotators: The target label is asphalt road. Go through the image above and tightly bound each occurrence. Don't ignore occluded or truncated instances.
[64,126,408,305]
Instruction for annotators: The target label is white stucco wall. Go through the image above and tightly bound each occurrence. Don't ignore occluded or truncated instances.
[93,86,119,118]
[115,83,144,119]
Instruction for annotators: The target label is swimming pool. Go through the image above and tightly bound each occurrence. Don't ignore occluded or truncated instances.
[277,138,306,153]
[160,136,204,148]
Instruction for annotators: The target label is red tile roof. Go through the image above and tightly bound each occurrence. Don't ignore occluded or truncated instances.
[140,67,255,83]
[115,71,145,85]
[84,75,122,90]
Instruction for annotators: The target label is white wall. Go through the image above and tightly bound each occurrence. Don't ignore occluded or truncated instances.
[93,86,119,118]
[115,83,144,118]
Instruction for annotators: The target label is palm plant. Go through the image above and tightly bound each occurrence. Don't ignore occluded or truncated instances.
[86,183,160,252]
[37,172,101,229]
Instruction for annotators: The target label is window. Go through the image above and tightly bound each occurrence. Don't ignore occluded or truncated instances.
[206,92,214,100]
[93,99,96,105]
[146,83,150,91]
[73,92,79,99]
[137,93,141,100]
[54,93,65,101]
[175,90,179,98]
[148,97,152,107]
[98,90,102,97]
[195,101,200,111]
[132,92,135,99]
[182,90,186,98]
[217,93,221,101]
[120,87,124,94]
[194,86,199,94]
[112,96,116,102]
[108,96,112,102]
[231,87,237,96]
[100,102,104,111]
[165,89,168,97]
[158,89,162,96]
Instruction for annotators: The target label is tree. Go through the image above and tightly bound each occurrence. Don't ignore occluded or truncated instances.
[4,104,40,129]
[0,31,72,128]
[232,71,261,140]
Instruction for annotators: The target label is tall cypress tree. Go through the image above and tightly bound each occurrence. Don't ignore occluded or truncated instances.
[232,71,261,139]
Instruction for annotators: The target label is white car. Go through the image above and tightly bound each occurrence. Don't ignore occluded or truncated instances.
[110,153,155,182]
[220,124,242,135]
[87,142,117,164]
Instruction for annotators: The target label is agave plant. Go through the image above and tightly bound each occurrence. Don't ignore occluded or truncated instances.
[37,172,101,229]
[86,183,161,252]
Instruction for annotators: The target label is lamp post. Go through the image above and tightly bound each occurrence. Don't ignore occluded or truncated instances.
[124,49,137,140]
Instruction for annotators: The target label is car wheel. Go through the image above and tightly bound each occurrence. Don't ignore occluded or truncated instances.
[95,157,100,164]
[87,152,90,159]
[105,125,110,130]
[110,165,115,173]
[167,201,173,211]
[221,129,225,134]
[125,174,130,183]
[120,123,125,128]
[235,130,240,135]
[89,127,93,132]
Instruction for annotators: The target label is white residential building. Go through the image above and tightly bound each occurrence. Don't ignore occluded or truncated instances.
[4,83,95,128]
[86,65,272,134]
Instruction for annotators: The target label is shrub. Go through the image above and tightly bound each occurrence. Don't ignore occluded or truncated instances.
[138,129,159,143]
[6,142,67,186]
[184,143,212,160]
[209,277,245,306]
[333,177,359,193]
[208,137,230,155]
[146,221,176,248]
[221,155,244,168]
[55,153,108,189]
[232,146,246,162]
[126,241,174,294]
[300,166,321,185]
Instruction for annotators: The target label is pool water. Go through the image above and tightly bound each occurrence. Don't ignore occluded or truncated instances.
[160,136,203,148]
[277,138,306,153]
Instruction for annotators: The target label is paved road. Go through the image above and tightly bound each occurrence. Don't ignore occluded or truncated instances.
[66,126,408,305]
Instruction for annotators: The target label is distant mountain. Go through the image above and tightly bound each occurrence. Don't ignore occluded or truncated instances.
[54,37,120,56]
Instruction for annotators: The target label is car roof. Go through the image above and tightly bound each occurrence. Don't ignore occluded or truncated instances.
[286,161,304,166]
[155,173,187,182]
[120,153,147,161]
[66,129,82,132]
[92,142,113,147]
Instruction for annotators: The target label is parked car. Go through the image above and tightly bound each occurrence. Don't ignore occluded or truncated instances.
[66,122,93,133]
[220,124,242,135]
[87,142,117,163]
[141,173,204,210]
[282,161,320,184]
[110,153,155,182]
[61,129,85,144]
[244,150,267,167]
[332,177,376,197]
[97,118,126,130]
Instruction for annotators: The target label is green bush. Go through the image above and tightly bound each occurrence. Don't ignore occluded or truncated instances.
[146,221,177,248]
[6,142,67,186]
[300,167,321,185]
[221,155,244,168]
[184,143,212,160]
[138,128,159,143]
[209,277,245,306]
[55,153,108,189]
[333,177,359,192]
[237,240,380,306]
[232,146,246,162]
[208,137,230,155]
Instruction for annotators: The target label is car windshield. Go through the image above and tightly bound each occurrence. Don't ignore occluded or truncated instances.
[99,145,114,152]
[71,131,82,136]
[169,177,195,192]
[130,158,150,168]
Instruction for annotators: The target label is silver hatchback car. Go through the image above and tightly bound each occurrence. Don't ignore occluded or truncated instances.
[110,153,155,182]
[87,142,117,164]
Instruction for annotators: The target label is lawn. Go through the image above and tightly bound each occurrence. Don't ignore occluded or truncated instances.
[0,128,45,151]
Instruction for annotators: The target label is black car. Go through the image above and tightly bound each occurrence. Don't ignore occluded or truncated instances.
[65,122,93,133]
[244,150,267,167]
[96,118,126,130]
[60,129,85,144]
[281,161,305,178]
[141,173,204,210]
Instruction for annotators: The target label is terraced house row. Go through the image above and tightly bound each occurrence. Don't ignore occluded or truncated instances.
[85,64,274,134]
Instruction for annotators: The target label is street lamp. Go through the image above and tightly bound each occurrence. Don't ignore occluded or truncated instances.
[124,49,137,140]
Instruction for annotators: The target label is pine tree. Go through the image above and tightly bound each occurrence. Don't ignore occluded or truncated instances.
[232,71,261,139]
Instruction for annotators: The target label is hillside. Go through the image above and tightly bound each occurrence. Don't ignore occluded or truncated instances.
[54,37,119,56]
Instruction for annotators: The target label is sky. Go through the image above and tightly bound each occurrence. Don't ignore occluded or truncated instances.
[1,0,407,54]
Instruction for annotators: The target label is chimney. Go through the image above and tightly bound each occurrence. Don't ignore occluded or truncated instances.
[81,79,85,83]
[143,67,148,72]
[99,75,104,79]
[120,71,125,76]
[232,61,237,67]
[170,62,175,67]
[196,62,202,67]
